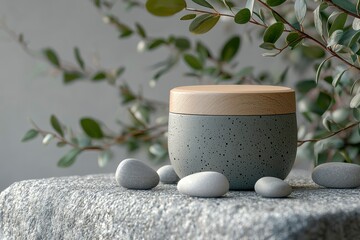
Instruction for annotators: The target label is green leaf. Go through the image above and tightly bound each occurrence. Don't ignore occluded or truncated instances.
[146,0,186,16]
[332,69,347,87]
[63,71,82,84]
[332,0,357,15]
[189,14,220,34]
[183,54,203,70]
[180,14,196,20]
[350,93,360,108]
[57,149,82,167]
[50,115,64,137]
[234,8,251,24]
[74,47,85,70]
[80,118,104,139]
[220,36,241,62]
[266,0,286,7]
[322,115,333,132]
[42,133,54,145]
[174,37,191,51]
[43,48,60,67]
[327,30,343,47]
[329,13,347,37]
[135,22,147,38]
[313,3,328,38]
[92,72,107,81]
[259,42,276,50]
[147,38,167,50]
[294,0,306,24]
[296,79,317,93]
[315,92,332,115]
[262,52,279,57]
[286,32,303,49]
[192,0,213,9]
[315,57,332,84]
[263,22,284,43]
[22,129,39,142]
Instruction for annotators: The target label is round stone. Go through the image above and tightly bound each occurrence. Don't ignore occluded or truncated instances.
[177,171,229,198]
[157,165,180,184]
[115,158,159,190]
[255,177,292,198]
[312,162,360,188]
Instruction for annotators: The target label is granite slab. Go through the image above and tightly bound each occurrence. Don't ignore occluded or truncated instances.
[1,170,360,240]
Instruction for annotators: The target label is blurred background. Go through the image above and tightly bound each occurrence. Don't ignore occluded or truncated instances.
[0,0,297,191]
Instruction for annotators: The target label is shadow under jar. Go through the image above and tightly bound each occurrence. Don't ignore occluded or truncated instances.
[168,85,297,190]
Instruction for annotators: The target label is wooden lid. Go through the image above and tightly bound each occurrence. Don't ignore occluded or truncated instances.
[169,85,296,115]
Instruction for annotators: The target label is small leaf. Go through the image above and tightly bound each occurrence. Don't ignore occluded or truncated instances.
[332,0,357,15]
[180,14,196,20]
[353,18,360,30]
[146,0,186,17]
[220,36,241,62]
[296,79,317,93]
[315,57,332,84]
[246,0,255,14]
[322,115,333,132]
[350,93,360,108]
[80,118,104,139]
[50,115,64,137]
[98,150,113,167]
[74,47,85,70]
[42,134,54,145]
[189,14,220,34]
[22,129,39,142]
[259,42,276,50]
[183,54,203,70]
[294,0,306,24]
[135,22,147,38]
[329,13,347,37]
[174,37,191,51]
[92,72,107,81]
[313,3,328,38]
[286,32,303,49]
[43,48,60,67]
[315,92,332,115]
[57,149,82,167]
[263,22,284,43]
[147,38,167,50]
[327,30,343,47]
[332,69,347,87]
[234,8,251,24]
[262,52,279,57]
[63,71,82,84]
[266,0,286,7]
[192,0,213,9]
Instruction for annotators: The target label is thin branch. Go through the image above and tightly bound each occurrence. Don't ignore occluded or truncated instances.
[297,121,360,146]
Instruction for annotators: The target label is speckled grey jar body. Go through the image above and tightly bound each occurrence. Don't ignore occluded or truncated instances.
[168,113,297,190]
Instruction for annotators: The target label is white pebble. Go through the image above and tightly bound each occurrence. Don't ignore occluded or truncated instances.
[177,171,229,198]
[157,165,180,184]
[255,177,292,198]
[115,158,159,190]
[312,162,360,188]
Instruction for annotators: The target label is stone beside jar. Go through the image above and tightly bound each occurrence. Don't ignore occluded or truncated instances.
[168,85,298,190]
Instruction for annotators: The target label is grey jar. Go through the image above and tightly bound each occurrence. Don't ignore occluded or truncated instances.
[168,85,297,190]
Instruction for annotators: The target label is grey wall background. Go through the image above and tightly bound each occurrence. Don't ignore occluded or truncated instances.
[0,0,285,191]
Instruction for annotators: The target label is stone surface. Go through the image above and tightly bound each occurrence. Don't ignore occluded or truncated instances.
[255,177,292,198]
[177,171,229,198]
[157,165,179,184]
[1,170,360,239]
[312,162,360,188]
[115,158,159,189]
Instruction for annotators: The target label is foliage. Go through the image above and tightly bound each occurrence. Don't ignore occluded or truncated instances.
[11,0,360,167]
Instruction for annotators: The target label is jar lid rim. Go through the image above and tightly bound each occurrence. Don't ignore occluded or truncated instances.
[171,85,294,94]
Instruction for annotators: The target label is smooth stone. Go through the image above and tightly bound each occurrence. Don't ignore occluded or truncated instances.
[255,177,292,198]
[157,165,180,184]
[312,162,360,188]
[115,158,159,190]
[177,171,229,198]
